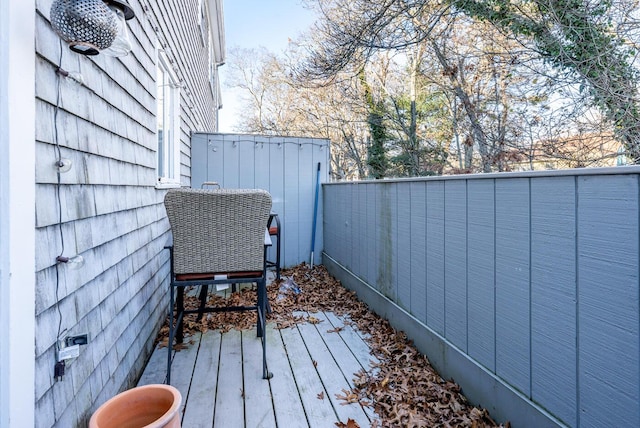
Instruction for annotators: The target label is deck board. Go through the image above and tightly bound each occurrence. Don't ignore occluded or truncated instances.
[312,311,377,422]
[171,332,201,417]
[137,342,168,386]
[214,329,245,426]
[265,325,309,427]
[181,331,220,428]
[324,312,379,369]
[243,330,277,427]
[279,326,339,427]
[138,314,377,427]
[296,313,370,426]
[312,312,369,377]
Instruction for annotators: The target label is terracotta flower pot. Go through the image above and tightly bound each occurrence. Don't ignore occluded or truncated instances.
[89,384,182,428]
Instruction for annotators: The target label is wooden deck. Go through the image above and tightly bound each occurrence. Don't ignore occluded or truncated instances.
[138,310,379,427]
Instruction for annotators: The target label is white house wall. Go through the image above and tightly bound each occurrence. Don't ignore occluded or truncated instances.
[33,1,222,426]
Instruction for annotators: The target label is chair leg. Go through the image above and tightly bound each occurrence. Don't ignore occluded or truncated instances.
[266,214,281,280]
[176,287,185,344]
[196,284,209,321]
[256,279,265,338]
[266,297,272,314]
[257,276,272,379]
[167,283,175,385]
[275,224,281,280]
[262,323,272,380]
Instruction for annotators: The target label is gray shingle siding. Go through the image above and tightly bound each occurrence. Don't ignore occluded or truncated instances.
[34,1,222,426]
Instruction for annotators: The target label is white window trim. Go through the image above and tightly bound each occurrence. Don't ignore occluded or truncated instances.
[209,33,216,99]
[156,50,181,188]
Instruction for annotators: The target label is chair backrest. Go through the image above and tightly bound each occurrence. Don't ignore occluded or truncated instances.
[164,188,272,275]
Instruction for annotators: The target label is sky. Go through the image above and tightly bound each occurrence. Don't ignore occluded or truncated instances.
[218,0,317,132]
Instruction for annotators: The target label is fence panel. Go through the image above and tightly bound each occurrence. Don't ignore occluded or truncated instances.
[577,174,639,428]
[467,179,496,373]
[426,181,446,336]
[323,168,640,428]
[530,176,577,427]
[191,133,330,268]
[409,182,427,323]
[495,178,531,397]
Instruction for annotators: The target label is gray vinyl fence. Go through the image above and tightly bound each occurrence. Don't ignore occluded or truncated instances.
[191,133,330,268]
[322,167,640,428]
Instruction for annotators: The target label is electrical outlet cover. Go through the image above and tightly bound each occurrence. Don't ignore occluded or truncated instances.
[59,344,80,360]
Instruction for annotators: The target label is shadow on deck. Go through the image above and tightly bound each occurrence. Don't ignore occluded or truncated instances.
[138,310,377,427]
[138,265,503,428]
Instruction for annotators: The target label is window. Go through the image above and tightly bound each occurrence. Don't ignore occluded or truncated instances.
[157,52,180,186]
[198,0,207,45]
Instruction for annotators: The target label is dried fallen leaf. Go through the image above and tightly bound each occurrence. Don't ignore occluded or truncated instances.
[380,376,390,388]
[335,389,359,405]
[307,315,321,324]
[327,326,344,333]
[312,360,318,368]
[335,418,360,428]
[317,391,324,400]
[154,264,505,428]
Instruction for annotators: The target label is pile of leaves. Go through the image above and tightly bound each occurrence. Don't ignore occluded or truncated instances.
[158,263,505,428]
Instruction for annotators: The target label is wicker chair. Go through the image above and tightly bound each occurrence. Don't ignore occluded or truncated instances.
[163,188,273,383]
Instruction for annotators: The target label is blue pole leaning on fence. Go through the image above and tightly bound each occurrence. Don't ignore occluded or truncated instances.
[310,162,321,268]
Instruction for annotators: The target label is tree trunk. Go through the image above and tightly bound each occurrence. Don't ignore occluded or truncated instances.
[432,41,492,172]
[409,56,419,175]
